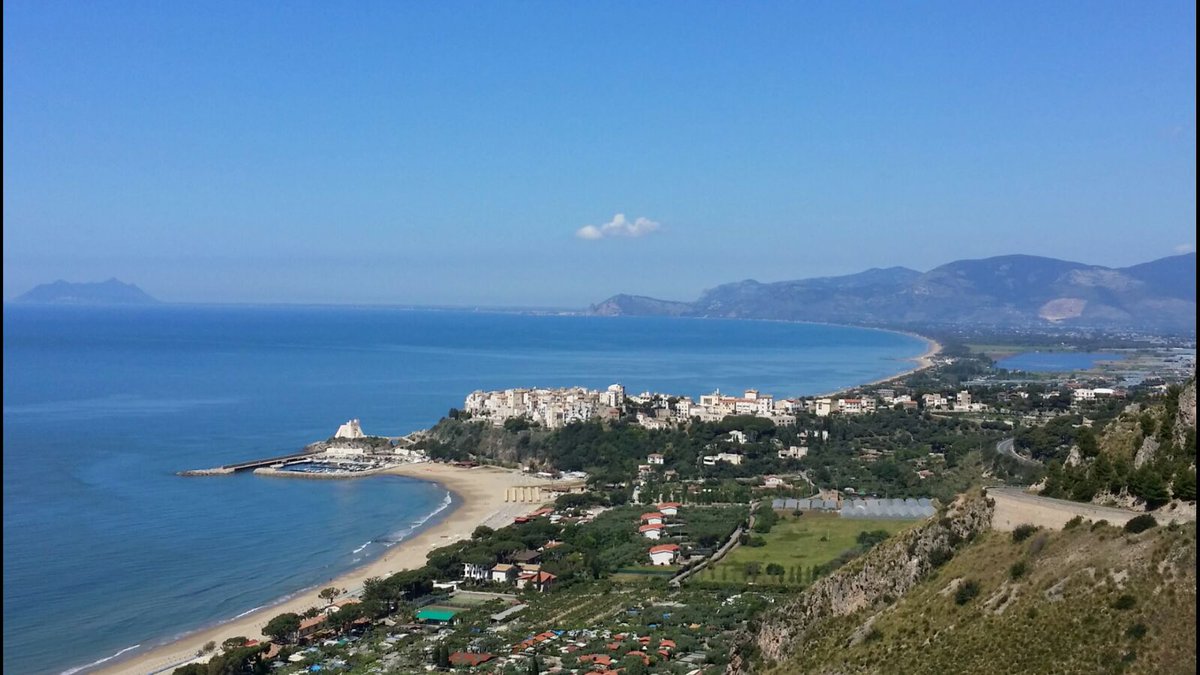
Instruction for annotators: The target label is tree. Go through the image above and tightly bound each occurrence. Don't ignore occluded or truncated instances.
[472,525,495,540]
[1173,467,1197,501]
[221,637,249,650]
[1129,465,1170,508]
[526,656,540,675]
[768,559,787,581]
[743,561,761,580]
[318,587,343,605]
[263,612,301,644]
[435,644,451,668]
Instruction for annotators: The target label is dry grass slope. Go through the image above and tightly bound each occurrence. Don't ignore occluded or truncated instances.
[765,522,1196,675]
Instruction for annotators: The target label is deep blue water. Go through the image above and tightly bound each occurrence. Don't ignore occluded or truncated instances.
[2,305,926,674]
[996,351,1126,372]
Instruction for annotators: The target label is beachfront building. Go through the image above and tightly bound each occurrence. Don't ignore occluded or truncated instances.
[649,543,680,566]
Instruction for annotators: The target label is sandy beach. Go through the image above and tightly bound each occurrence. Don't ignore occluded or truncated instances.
[815,332,943,399]
[94,463,548,675]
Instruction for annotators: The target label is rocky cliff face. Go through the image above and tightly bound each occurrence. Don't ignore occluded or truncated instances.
[727,494,994,673]
[1174,379,1197,449]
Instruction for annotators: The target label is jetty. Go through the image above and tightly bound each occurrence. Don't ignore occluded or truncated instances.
[178,451,316,476]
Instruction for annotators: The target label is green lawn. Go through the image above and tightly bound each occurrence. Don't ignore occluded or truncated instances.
[707,512,915,584]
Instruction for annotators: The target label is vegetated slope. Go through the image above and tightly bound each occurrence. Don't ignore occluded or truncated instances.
[755,521,1196,675]
[13,278,159,304]
[1042,379,1197,510]
[589,253,1197,333]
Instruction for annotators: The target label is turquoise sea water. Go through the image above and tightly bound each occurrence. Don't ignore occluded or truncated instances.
[2,305,926,674]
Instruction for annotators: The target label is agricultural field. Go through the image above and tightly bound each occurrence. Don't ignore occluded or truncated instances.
[703,512,917,585]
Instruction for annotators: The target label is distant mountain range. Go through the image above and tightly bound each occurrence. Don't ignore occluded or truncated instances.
[590,253,1197,334]
[13,278,159,305]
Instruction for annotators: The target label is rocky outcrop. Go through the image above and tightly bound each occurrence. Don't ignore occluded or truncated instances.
[727,494,994,673]
[1133,436,1161,469]
[1174,379,1197,449]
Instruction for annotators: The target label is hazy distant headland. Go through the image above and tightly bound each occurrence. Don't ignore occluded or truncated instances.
[590,252,1197,335]
[12,278,160,305]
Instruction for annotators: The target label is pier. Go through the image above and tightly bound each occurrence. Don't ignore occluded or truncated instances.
[178,451,317,476]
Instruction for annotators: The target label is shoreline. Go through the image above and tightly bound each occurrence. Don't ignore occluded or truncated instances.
[92,463,547,675]
[84,324,940,675]
[813,332,942,399]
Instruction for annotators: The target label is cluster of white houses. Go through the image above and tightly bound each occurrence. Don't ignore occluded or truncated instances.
[463,384,999,430]
[640,503,684,565]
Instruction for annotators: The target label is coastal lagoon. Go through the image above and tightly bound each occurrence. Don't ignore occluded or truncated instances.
[2,305,927,674]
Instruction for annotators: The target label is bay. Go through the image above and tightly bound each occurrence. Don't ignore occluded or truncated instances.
[2,305,926,674]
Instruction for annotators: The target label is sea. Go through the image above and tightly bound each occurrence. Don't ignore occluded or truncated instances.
[2,305,927,674]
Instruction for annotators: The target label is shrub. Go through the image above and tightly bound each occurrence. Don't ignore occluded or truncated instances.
[1028,533,1049,555]
[954,579,981,605]
[1123,514,1157,534]
[928,546,953,568]
[1111,594,1136,610]
[1126,622,1148,640]
[1009,560,1028,579]
[1011,524,1038,543]
[1063,515,1084,530]
[1090,520,1109,531]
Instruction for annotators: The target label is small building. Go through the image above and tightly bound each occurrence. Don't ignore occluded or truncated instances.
[763,475,785,488]
[463,562,490,581]
[778,445,808,460]
[649,543,680,566]
[415,607,459,625]
[657,502,681,516]
[641,512,664,525]
[511,549,542,565]
[489,603,528,623]
[647,453,665,465]
[298,614,328,640]
[491,563,517,583]
[638,523,664,540]
[449,652,494,667]
[515,570,557,592]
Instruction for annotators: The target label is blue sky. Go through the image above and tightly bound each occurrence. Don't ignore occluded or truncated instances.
[3,1,1195,306]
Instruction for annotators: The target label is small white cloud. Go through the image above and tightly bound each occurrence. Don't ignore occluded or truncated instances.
[1174,243,1195,254]
[576,213,661,240]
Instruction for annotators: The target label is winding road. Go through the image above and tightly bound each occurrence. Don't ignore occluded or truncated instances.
[995,437,1040,466]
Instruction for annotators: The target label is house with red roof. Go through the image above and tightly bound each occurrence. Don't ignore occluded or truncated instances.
[638,523,664,540]
[515,570,557,592]
[640,512,664,525]
[579,654,613,666]
[449,652,494,667]
[657,502,681,516]
[649,543,680,566]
